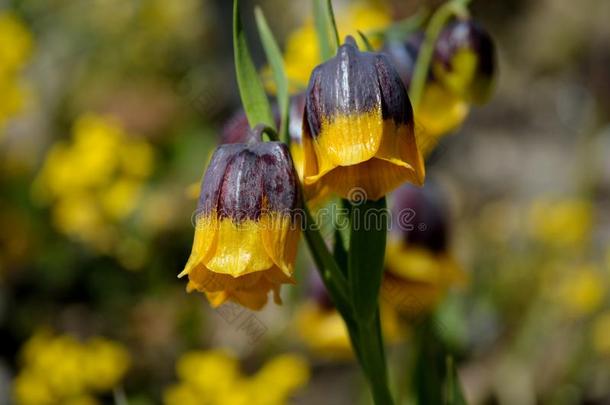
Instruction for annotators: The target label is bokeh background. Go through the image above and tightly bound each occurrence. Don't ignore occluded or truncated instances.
[1,0,609,404]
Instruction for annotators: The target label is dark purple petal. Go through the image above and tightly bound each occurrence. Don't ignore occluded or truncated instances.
[197,142,300,222]
[391,182,450,254]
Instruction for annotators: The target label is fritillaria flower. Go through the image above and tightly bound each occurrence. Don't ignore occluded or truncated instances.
[302,36,424,201]
[433,19,497,105]
[382,182,464,316]
[180,131,301,310]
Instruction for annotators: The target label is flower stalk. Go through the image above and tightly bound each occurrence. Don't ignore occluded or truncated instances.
[409,0,470,108]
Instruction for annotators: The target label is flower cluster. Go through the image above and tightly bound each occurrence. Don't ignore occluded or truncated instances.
[181,29,427,309]
[33,113,155,265]
[163,349,309,405]
[0,11,33,134]
[12,330,130,405]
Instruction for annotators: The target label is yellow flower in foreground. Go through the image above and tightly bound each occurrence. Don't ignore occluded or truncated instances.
[180,140,301,310]
[164,350,309,405]
[13,330,130,405]
[283,1,390,88]
[302,38,424,201]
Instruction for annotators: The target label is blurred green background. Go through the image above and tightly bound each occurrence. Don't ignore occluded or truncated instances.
[1,0,609,404]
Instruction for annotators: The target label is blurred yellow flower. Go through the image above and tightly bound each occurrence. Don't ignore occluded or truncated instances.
[13,330,130,405]
[295,299,403,359]
[529,198,593,249]
[164,349,309,405]
[175,349,240,401]
[415,83,470,157]
[283,1,390,89]
[33,113,155,260]
[382,243,465,317]
[0,12,33,73]
[0,11,33,133]
[81,338,131,392]
[295,301,354,359]
[592,311,610,356]
[554,263,605,318]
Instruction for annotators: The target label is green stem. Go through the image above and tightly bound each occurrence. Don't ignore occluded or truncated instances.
[358,312,393,405]
[409,0,470,108]
[301,199,349,305]
[366,7,429,42]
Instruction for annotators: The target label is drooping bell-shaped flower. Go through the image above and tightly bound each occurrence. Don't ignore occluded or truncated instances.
[180,130,301,310]
[433,19,497,105]
[383,32,470,152]
[302,36,424,202]
[382,182,464,316]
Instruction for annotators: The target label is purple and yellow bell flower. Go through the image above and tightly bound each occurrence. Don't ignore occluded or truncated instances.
[179,133,301,310]
[433,19,497,105]
[302,36,425,201]
[381,182,465,317]
[383,33,470,155]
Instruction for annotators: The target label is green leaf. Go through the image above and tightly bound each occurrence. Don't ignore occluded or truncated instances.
[313,0,331,60]
[357,30,374,52]
[254,7,290,144]
[413,319,445,405]
[358,310,393,405]
[301,199,349,306]
[325,0,340,51]
[233,0,275,130]
[313,0,340,60]
[347,198,388,323]
[445,356,468,405]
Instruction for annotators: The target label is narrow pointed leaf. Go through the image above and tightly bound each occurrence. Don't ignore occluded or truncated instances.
[233,0,275,129]
[357,30,374,51]
[348,198,388,322]
[313,0,332,60]
[325,0,340,51]
[254,7,290,144]
[445,356,468,405]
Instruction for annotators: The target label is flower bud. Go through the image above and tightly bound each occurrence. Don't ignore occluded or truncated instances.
[391,182,449,253]
[302,37,424,201]
[180,135,301,310]
[383,31,470,147]
[381,182,464,316]
[433,20,496,104]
